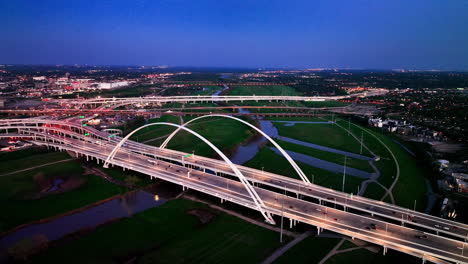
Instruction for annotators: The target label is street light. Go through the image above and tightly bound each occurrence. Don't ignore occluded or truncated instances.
[342,156,347,193]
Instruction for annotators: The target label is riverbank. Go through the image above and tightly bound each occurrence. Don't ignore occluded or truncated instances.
[23,197,290,264]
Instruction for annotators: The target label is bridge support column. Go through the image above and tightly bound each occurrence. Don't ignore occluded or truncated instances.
[289,218,292,229]
[86,155,89,161]
[421,257,425,264]
[383,246,387,256]
[317,226,320,235]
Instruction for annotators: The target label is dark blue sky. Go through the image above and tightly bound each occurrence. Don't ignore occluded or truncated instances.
[1,0,468,70]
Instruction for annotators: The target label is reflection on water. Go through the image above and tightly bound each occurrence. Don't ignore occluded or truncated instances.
[230,107,280,164]
[0,190,166,255]
[212,84,229,96]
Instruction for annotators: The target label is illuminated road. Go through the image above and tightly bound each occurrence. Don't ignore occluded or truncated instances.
[0,118,467,264]
[56,89,388,107]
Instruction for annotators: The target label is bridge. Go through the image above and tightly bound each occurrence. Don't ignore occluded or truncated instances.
[0,106,345,117]
[56,89,388,107]
[0,116,466,264]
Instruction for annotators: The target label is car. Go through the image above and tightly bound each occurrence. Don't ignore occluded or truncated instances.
[443,226,450,231]
[333,218,338,221]
[435,225,441,228]
[415,235,428,239]
[365,226,371,230]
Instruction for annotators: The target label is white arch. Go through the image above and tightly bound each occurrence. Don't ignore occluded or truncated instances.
[103,122,275,224]
[160,114,311,185]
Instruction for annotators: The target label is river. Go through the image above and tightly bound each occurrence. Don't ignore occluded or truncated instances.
[0,183,178,259]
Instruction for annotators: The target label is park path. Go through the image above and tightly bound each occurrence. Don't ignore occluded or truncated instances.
[262,230,314,264]
[0,158,75,177]
[183,194,298,238]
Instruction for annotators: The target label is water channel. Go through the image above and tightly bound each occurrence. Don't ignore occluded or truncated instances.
[0,184,177,259]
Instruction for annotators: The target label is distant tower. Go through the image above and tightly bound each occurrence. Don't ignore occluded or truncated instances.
[65,72,70,79]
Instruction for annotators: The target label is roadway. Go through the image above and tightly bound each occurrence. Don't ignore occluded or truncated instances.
[18,132,467,264]
[56,90,388,106]
[2,118,468,242]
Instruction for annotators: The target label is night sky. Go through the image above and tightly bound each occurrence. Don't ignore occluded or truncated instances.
[1,0,468,70]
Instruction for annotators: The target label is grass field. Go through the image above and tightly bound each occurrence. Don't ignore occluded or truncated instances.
[0,149,72,174]
[245,148,363,194]
[228,85,301,96]
[273,237,339,264]
[0,160,127,232]
[146,117,256,158]
[273,139,374,172]
[266,116,333,121]
[130,115,180,142]
[363,182,387,200]
[337,120,428,210]
[274,122,372,156]
[28,198,289,264]
[325,247,420,264]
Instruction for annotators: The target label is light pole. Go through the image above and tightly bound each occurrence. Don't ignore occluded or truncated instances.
[360,131,364,154]
[342,156,347,193]
[348,118,351,136]
[280,184,286,243]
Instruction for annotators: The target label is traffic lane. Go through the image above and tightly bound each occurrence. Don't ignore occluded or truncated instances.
[133,156,468,262]
[26,131,468,242]
[33,138,468,262]
[257,192,468,262]
[32,129,468,239]
[36,134,468,241]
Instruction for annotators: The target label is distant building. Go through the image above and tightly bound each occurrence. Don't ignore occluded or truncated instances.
[32,76,47,81]
[97,81,129,89]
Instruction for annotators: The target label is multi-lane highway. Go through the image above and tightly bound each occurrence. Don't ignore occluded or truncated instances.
[0,118,467,263]
[56,89,388,107]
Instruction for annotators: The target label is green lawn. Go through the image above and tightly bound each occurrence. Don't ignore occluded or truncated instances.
[130,115,180,142]
[273,139,374,172]
[274,122,372,156]
[273,237,339,264]
[148,117,256,158]
[339,121,428,210]
[28,198,290,264]
[363,183,387,200]
[0,149,72,174]
[0,160,127,232]
[266,116,333,121]
[228,85,301,96]
[244,148,363,194]
[325,248,420,264]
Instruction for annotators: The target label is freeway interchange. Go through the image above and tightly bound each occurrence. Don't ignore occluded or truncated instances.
[0,118,467,263]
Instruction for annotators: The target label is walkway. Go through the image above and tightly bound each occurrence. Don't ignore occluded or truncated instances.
[262,230,314,264]
[0,158,75,177]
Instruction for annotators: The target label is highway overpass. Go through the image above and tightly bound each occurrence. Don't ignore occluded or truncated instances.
[0,117,466,264]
